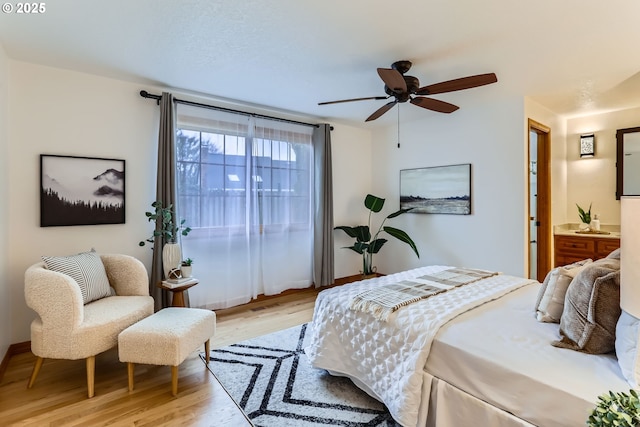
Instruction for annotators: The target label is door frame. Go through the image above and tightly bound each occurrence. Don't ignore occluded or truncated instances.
[528,119,551,280]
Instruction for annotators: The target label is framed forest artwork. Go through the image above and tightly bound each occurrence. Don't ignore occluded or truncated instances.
[40,154,125,226]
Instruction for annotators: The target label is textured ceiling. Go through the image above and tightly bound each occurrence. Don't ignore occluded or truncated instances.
[1,0,640,127]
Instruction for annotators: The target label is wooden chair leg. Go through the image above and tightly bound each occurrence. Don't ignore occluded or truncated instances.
[86,356,95,398]
[204,339,210,365]
[127,362,135,392]
[27,357,44,389]
[171,365,178,396]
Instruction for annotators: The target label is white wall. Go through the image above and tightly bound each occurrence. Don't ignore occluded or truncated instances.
[6,60,372,343]
[370,98,527,277]
[330,124,373,278]
[0,43,10,357]
[7,61,159,343]
[565,107,640,226]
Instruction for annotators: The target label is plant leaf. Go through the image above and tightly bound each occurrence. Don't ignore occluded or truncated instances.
[334,225,359,238]
[368,238,388,254]
[343,245,365,254]
[364,194,385,213]
[383,226,420,258]
[387,208,413,219]
[335,225,371,242]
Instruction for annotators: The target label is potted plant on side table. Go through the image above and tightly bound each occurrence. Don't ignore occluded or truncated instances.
[181,258,193,278]
[334,194,419,278]
[139,201,192,279]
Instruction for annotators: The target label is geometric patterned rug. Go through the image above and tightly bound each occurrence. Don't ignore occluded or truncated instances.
[202,323,400,426]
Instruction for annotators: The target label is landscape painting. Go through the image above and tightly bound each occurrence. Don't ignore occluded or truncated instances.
[400,164,471,215]
[40,155,125,226]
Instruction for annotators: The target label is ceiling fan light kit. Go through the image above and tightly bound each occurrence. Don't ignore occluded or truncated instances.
[319,60,498,122]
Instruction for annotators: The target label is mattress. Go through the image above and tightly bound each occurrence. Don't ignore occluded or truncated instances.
[305,265,534,426]
[425,282,629,427]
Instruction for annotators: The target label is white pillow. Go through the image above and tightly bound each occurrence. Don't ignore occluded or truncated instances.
[535,259,592,323]
[616,310,640,388]
[42,250,113,304]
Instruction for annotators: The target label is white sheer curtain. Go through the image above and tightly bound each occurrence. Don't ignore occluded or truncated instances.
[175,104,314,309]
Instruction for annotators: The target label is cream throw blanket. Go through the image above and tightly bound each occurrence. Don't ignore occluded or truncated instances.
[350,267,499,321]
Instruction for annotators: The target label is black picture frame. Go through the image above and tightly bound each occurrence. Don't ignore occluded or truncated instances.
[40,154,125,226]
[400,163,471,215]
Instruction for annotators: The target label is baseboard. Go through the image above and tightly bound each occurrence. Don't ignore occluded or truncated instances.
[0,341,31,383]
[332,272,384,286]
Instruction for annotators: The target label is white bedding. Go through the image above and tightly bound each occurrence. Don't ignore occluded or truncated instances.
[305,265,534,427]
[426,282,629,427]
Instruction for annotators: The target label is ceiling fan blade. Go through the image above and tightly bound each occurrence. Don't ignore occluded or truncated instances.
[410,97,459,114]
[318,96,388,105]
[365,101,398,122]
[377,68,407,93]
[416,73,498,95]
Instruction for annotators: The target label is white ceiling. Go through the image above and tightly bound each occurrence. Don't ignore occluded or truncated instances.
[1,0,640,127]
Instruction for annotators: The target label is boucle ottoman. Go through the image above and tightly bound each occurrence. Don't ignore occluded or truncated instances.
[118,307,216,396]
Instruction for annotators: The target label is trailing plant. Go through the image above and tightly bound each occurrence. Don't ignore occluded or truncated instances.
[577,202,592,225]
[334,194,419,276]
[139,201,192,247]
[587,389,640,427]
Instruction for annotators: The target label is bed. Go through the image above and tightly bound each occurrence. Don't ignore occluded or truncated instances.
[305,264,629,427]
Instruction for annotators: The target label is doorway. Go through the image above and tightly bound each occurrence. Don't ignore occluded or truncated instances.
[528,119,551,281]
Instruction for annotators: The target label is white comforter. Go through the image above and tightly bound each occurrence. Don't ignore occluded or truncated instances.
[305,265,534,427]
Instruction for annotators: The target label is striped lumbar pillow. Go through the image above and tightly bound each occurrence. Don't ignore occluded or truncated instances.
[42,250,113,304]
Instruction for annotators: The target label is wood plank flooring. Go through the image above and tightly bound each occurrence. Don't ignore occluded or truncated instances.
[0,287,321,426]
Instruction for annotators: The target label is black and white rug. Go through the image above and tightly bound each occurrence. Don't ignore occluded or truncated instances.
[203,323,399,426]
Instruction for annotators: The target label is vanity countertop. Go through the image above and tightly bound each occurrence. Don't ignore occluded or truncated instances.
[553,223,620,239]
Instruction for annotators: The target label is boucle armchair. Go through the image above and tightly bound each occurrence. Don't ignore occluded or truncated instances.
[24,253,154,398]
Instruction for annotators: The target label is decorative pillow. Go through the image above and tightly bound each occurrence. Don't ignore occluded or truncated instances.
[534,259,592,323]
[42,250,113,304]
[607,247,621,260]
[615,310,640,388]
[552,257,621,354]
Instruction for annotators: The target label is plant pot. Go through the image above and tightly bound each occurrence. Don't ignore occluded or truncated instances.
[162,242,182,279]
[181,265,192,278]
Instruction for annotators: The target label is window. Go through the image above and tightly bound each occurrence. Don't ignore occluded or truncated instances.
[174,103,319,310]
[175,106,313,233]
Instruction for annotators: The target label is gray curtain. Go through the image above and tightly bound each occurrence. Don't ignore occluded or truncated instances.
[312,124,335,287]
[149,92,189,310]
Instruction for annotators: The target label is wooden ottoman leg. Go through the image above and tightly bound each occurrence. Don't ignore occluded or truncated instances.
[86,356,96,398]
[27,357,44,389]
[127,363,135,391]
[204,339,210,365]
[171,365,179,396]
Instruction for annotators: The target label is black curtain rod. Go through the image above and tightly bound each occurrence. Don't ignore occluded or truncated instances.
[140,90,332,130]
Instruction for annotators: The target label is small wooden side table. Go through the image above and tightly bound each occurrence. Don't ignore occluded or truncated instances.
[157,279,199,308]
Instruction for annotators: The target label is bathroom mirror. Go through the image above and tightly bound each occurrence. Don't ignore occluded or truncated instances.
[616,126,640,199]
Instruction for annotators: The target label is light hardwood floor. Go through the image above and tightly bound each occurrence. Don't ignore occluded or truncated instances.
[0,287,321,427]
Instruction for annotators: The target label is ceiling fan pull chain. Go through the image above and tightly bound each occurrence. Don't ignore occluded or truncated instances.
[397,105,400,148]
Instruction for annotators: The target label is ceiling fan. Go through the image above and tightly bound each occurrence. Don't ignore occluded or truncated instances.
[318,60,498,122]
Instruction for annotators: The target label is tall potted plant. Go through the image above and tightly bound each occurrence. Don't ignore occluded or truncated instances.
[140,201,192,279]
[335,194,419,277]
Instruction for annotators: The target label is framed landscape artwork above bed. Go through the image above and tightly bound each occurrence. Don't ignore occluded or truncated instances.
[400,163,471,215]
